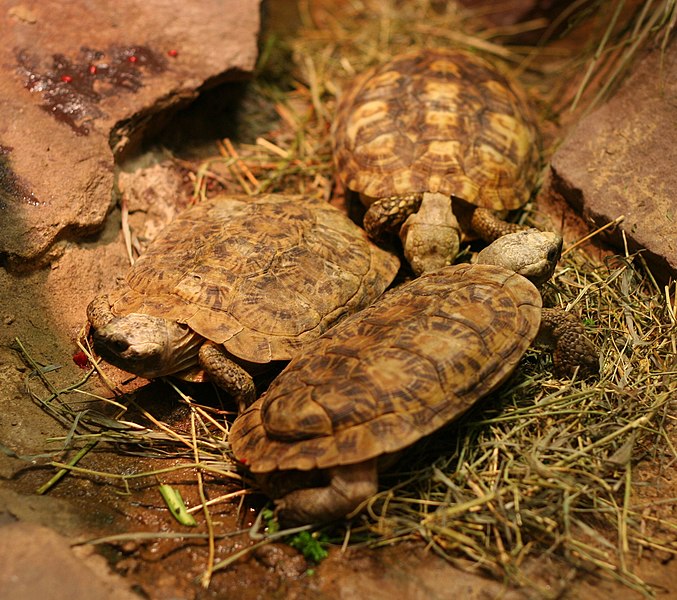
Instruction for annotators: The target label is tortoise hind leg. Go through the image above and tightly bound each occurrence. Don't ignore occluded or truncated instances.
[199,341,256,412]
[275,460,378,525]
[537,308,598,377]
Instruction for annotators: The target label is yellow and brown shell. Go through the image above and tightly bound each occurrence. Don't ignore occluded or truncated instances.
[230,262,542,472]
[332,48,541,211]
[108,193,399,364]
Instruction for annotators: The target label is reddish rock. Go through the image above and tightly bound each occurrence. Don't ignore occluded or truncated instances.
[0,0,261,268]
[549,43,677,284]
[0,521,138,600]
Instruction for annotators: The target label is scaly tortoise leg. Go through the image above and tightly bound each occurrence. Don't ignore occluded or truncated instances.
[362,194,423,239]
[275,459,379,525]
[366,197,526,257]
[537,308,598,377]
[470,207,526,242]
[199,341,256,412]
[86,295,115,329]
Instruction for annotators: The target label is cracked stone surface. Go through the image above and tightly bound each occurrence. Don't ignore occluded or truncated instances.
[0,0,261,268]
[0,520,138,600]
[549,42,677,284]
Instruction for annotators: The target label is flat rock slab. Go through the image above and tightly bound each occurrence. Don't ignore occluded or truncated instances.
[0,521,138,600]
[549,43,677,284]
[0,0,260,267]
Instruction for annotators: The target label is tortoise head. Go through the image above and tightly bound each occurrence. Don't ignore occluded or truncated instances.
[476,229,563,287]
[91,313,203,379]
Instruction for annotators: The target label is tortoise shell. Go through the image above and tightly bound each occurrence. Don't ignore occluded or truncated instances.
[230,262,542,472]
[108,193,400,364]
[332,48,540,211]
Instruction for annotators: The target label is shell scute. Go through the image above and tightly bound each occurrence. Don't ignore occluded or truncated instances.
[108,193,399,364]
[333,48,540,210]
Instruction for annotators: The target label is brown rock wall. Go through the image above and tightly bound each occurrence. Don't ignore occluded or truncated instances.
[0,0,261,267]
[550,42,677,284]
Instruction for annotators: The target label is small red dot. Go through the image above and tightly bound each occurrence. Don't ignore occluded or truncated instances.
[128,55,138,63]
[89,65,97,75]
[239,457,248,465]
[60,74,73,83]
[73,351,89,369]
[168,49,179,57]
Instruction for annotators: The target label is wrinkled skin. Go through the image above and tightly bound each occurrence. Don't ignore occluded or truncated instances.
[260,461,380,525]
[477,230,598,377]
[365,193,526,275]
[398,192,461,276]
[476,228,561,287]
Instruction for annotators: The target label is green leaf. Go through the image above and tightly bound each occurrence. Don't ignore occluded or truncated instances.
[158,484,198,527]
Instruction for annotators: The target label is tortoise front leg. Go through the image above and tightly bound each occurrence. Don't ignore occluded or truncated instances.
[199,341,256,412]
[362,194,423,239]
[275,459,378,525]
[470,207,525,242]
[87,295,116,329]
[537,308,598,377]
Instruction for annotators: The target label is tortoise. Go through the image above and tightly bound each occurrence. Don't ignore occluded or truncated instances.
[230,229,598,524]
[332,48,541,275]
[87,193,400,410]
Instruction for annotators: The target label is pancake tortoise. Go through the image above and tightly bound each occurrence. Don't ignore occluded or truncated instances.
[231,229,598,524]
[333,47,541,275]
[87,193,400,410]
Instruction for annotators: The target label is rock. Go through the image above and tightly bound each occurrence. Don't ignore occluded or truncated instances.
[117,161,189,245]
[549,43,677,284]
[0,521,138,600]
[253,542,308,578]
[0,0,261,269]
[0,487,85,533]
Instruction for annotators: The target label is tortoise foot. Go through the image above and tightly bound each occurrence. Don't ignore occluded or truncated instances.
[539,308,598,377]
[275,461,378,525]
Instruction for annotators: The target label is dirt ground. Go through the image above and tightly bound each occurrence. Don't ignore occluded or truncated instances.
[1,2,676,599]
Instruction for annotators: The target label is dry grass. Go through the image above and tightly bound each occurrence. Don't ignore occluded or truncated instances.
[16,0,677,596]
[354,250,676,595]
